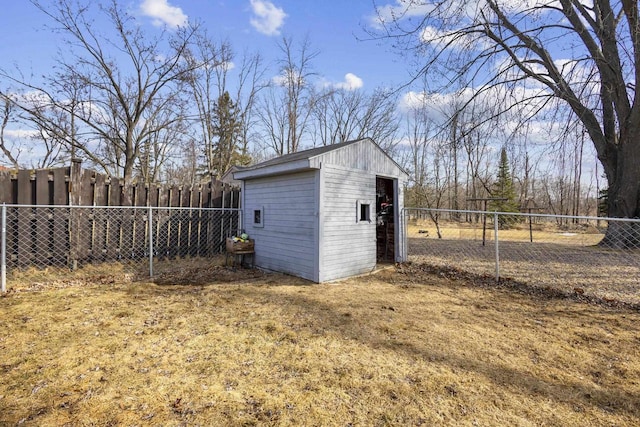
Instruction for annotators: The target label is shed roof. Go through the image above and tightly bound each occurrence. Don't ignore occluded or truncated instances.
[234,138,408,180]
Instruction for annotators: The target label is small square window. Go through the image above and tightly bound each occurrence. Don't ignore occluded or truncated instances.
[253,207,264,228]
[356,200,372,223]
[360,204,370,222]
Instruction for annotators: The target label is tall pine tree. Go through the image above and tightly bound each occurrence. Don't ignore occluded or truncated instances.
[202,91,249,179]
[489,147,520,227]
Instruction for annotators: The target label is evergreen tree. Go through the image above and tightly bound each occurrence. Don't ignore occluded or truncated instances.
[489,147,520,227]
[202,91,249,179]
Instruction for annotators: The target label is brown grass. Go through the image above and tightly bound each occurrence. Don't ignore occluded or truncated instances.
[407,221,605,246]
[1,262,639,426]
[407,220,640,305]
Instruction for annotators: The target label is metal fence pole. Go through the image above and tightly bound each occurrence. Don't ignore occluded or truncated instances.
[494,211,500,281]
[402,208,408,262]
[148,206,153,278]
[1,204,6,293]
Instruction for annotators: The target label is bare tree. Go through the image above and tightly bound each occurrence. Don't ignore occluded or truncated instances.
[183,35,265,179]
[0,95,21,168]
[0,91,66,168]
[403,102,450,237]
[313,88,400,152]
[258,36,318,155]
[403,105,433,207]
[160,136,200,185]
[137,94,191,184]
[311,87,400,150]
[461,124,493,217]
[234,50,268,165]
[1,0,200,184]
[372,0,640,246]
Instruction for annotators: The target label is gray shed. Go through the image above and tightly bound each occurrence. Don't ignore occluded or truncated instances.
[234,138,409,282]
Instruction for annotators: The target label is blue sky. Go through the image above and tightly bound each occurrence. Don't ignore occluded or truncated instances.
[0,0,601,186]
[1,0,411,94]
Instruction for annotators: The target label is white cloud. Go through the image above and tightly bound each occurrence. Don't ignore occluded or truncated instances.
[272,69,302,86]
[4,129,39,139]
[217,61,235,72]
[369,0,435,28]
[249,0,287,36]
[399,89,474,120]
[420,26,483,51]
[334,73,364,91]
[140,0,188,29]
[318,73,364,91]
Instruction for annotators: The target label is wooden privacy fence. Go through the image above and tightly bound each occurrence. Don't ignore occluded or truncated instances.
[0,160,240,209]
[0,161,242,270]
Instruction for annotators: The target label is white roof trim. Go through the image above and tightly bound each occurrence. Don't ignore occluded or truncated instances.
[233,159,314,180]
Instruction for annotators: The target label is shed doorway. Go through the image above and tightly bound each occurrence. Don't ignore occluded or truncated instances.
[376,177,395,262]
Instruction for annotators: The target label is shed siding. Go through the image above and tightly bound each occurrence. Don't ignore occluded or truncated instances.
[243,171,317,281]
[310,140,405,179]
[320,164,376,282]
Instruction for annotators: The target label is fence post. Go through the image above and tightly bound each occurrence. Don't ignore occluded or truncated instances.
[69,159,83,270]
[148,206,153,278]
[1,204,6,293]
[494,211,500,281]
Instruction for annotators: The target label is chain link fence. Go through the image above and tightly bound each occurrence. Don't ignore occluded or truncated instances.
[402,208,640,304]
[0,205,241,291]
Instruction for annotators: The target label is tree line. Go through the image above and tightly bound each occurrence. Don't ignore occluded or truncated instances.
[0,0,630,233]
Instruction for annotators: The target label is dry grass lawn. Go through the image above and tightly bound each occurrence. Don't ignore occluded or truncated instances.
[406,220,640,305]
[407,221,605,246]
[1,261,639,426]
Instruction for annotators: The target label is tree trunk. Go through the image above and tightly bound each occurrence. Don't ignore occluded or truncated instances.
[599,132,640,249]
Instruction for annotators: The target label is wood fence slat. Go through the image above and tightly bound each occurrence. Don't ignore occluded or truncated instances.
[178,186,191,257]
[92,173,107,261]
[34,170,51,265]
[74,169,95,263]
[147,184,159,259]
[68,160,83,269]
[168,187,181,258]
[120,184,134,260]
[190,185,203,256]
[51,168,69,266]
[107,178,121,259]
[0,170,13,204]
[188,186,197,256]
[132,182,146,259]
[210,179,222,208]
[155,186,169,259]
[93,173,107,206]
[53,167,69,205]
[204,182,215,256]
[16,170,33,265]
[148,184,159,208]
[16,170,32,205]
[35,170,50,205]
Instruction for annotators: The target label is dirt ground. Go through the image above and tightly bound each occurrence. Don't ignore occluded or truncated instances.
[1,261,639,426]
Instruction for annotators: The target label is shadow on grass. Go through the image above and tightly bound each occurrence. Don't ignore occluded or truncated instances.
[232,282,640,419]
[49,262,638,420]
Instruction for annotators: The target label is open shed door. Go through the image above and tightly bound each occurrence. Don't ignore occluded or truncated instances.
[376,176,395,262]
